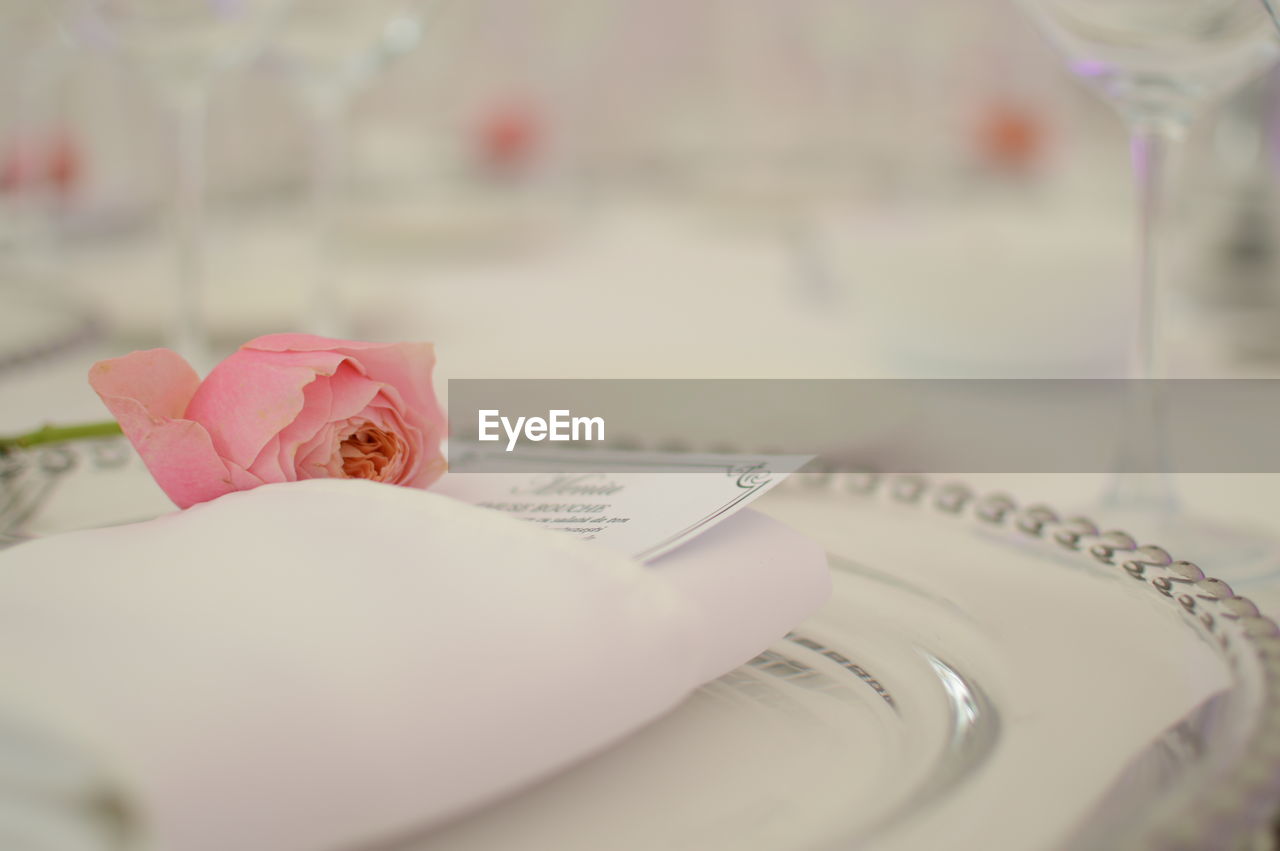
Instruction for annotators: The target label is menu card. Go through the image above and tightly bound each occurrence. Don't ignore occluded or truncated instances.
[434,449,811,562]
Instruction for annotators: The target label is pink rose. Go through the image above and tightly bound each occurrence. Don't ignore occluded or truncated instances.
[89,333,446,509]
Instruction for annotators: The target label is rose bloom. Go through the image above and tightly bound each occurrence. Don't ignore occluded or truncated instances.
[89,334,446,509]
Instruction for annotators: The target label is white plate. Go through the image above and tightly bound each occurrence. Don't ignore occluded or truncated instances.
[384,549,998,851]
[6,452,1280,850]
[378,480,1270,851]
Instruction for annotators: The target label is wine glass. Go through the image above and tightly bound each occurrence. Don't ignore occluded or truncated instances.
[79,0,292,370]
[1017,0,1280,578]
[262,0,439,338]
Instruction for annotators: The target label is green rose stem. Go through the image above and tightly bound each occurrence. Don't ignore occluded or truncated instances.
[0,422,124,454]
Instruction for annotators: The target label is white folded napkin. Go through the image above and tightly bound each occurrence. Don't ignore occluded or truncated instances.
[0,479,828,851]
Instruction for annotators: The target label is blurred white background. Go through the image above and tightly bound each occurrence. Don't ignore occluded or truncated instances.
[2,0,1279,394]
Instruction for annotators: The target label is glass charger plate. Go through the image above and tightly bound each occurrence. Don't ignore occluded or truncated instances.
[5,449,1280,850]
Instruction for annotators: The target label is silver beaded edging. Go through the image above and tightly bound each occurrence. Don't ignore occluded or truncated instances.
[778,469,1280,850]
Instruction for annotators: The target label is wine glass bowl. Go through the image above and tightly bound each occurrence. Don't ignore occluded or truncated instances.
[87,0,289,94]
[266,0,428,98]
[1021,0,1279,128]
[259,0,438,338]
[78,0,291,370]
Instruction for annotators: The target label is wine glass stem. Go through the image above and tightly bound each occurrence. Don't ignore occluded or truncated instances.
[1262,0,1280,32]
[8,43,63,278]
[1130,127,1167,382]
[305,89,347,339]
[171,87,211,371]
[1105,125,1180,513]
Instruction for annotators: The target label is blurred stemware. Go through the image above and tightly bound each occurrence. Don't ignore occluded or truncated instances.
[0,3,67,276]
[263,0,438,338]
[0,3,107,376]
[81,0,291,370]
[1018,0,1280,578]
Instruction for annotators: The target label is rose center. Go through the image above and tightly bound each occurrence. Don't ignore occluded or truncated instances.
[339,423,403,481]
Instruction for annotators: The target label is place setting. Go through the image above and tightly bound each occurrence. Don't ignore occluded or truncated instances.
[6,1,1280,850]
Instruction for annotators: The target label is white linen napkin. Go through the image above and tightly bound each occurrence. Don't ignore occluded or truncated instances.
[0,479,828,851]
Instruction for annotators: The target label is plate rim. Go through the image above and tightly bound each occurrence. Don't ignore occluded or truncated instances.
[778,471,1280,850]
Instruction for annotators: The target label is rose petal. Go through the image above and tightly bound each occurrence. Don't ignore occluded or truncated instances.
[247,434,289,484]
[90,350,265,507]
[412,453,448,489]
[244,333,399,354]
[184,349,345,468]
[296,423,346,479]
[89,349,201,420]
[267,364,383,479]
[246,336,443,441]
[326,363,382,421]
[268,379,334,481]
[128,418,264,509]
[337,343,442,432]
[88,389,260,509]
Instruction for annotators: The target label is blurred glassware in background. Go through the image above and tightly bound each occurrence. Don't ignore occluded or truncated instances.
[262,0,437,338]
[1195,68,1280,358]
[0,2,70,278]
[315,0,630,272]
[78,0,292,370]
[5,0,1251,384]
[1200,7,1280,363]
[0,2,105,375]
[587,0,864,312]
[1018,0,1280,579]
